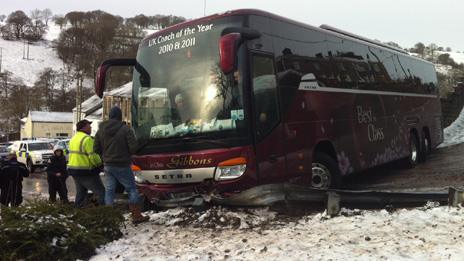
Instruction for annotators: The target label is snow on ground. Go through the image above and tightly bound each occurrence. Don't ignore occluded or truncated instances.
[43,24,63,42]
[0,37,64,86]
[445,51,464,65]
[439,106,464,148]
[92,204,464,260]
[435,64,453,75]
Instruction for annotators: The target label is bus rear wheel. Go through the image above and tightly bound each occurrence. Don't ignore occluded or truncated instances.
[405,133,419,168]
[419,131,430,163]
[311,152,341,189]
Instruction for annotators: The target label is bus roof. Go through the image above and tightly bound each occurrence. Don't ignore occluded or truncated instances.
[143,9,433,65]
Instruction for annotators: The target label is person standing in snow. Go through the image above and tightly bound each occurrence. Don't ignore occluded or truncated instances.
[0,152,29,207]
[94,106,149,224]
[68,119,105,208]
[46,146,69,203]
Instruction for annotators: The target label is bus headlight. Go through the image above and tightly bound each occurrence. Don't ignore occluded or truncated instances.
[214,157,247,181]
[132,164,146,183]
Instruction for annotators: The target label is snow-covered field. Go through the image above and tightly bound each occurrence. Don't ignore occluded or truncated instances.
[0,24,64,86]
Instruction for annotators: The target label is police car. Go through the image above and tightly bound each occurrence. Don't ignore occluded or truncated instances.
[12,140,54,172]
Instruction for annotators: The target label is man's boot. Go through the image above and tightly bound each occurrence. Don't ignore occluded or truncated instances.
[128,204,149,224]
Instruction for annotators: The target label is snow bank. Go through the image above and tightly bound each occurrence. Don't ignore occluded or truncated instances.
[439,106,464,148]
[92,205,464,260]
[145,206,277,229]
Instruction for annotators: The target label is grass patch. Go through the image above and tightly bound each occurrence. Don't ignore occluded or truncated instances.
[0,200,125,261]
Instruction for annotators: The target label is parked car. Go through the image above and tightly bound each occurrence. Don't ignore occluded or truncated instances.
[13,140,54,172]
[0,145,9,163]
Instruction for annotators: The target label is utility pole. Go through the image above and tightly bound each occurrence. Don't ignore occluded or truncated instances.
[27,41,30,60]
[204,0,206,16]
[76,72,83,123]
[0,47,2,73]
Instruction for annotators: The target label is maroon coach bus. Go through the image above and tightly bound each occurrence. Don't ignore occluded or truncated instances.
[95,9,443,204]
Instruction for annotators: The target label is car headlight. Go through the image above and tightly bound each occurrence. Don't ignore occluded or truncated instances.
[214,157,247,181]
[31,153,41,159]
[132,165,146,183]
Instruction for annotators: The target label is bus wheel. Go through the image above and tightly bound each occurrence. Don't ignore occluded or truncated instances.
[311,152,341,189]
[405,133,419,168]
[419,131,430,163]
[142,196,157,212]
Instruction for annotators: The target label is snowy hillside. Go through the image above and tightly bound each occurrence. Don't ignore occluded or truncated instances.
[444,51,464,65]
[0,24,64,86]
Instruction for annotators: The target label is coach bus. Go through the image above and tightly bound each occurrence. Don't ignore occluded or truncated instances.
[95,9,443,204]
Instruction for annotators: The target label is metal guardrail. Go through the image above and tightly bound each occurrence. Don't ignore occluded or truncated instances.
[154,183,464,214]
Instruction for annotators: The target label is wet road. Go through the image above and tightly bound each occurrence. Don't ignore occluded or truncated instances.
[22,143,464,199]
[23,170,77,200]
[344,143,464,192]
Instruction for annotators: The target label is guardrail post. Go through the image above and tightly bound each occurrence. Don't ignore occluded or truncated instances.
[448,187,464,207]
[326,191,341,216]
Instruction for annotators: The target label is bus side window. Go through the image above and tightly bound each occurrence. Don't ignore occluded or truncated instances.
[252,55,279,139]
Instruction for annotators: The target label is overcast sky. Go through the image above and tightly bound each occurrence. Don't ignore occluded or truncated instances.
[3,0,462,50]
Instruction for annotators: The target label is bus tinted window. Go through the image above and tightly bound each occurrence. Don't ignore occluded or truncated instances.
[252,55,279,139]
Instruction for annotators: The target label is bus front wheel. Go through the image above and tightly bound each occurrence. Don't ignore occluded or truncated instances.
[311,152,341,189]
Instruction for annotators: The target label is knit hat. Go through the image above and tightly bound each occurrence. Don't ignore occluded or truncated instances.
[109,106,122,121]
[76,119,92,131]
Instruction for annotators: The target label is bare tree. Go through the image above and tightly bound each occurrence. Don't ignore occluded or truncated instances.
[427,43,438,61]
[42,8,53,25]
[29,9,42,24]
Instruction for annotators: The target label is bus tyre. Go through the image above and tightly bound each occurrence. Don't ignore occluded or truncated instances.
[312,152,342,189]
[142,196,157,212]
[419,132,430,163]
[405,133,419,168]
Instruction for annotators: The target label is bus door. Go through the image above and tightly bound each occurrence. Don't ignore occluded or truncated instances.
[251,53,286,182]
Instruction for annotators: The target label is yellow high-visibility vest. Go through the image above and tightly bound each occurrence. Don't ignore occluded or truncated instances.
[67,131,102,170]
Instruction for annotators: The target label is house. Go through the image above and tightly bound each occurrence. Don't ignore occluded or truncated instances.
[20,111,74,139]
[102,82,132,124]
[73,82,132,136]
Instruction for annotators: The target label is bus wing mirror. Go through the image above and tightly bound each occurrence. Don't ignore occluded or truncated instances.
[95,58,136,98]
[219,33,242,74]
[219,28,261,74]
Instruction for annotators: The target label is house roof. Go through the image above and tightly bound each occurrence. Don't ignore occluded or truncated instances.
[73,82,132,114]
[74,94,103,114]
[29,111,73,123]
[106,82,132,97]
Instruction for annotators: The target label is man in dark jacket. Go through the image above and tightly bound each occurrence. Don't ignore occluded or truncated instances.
[46,146,69,203]
[94,106,149,224]
[0,152,29,207]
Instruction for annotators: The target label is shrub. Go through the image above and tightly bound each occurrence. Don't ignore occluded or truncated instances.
[0,200,124,261]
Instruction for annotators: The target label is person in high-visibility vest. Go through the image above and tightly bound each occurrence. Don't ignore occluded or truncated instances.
[68,119,105,207]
